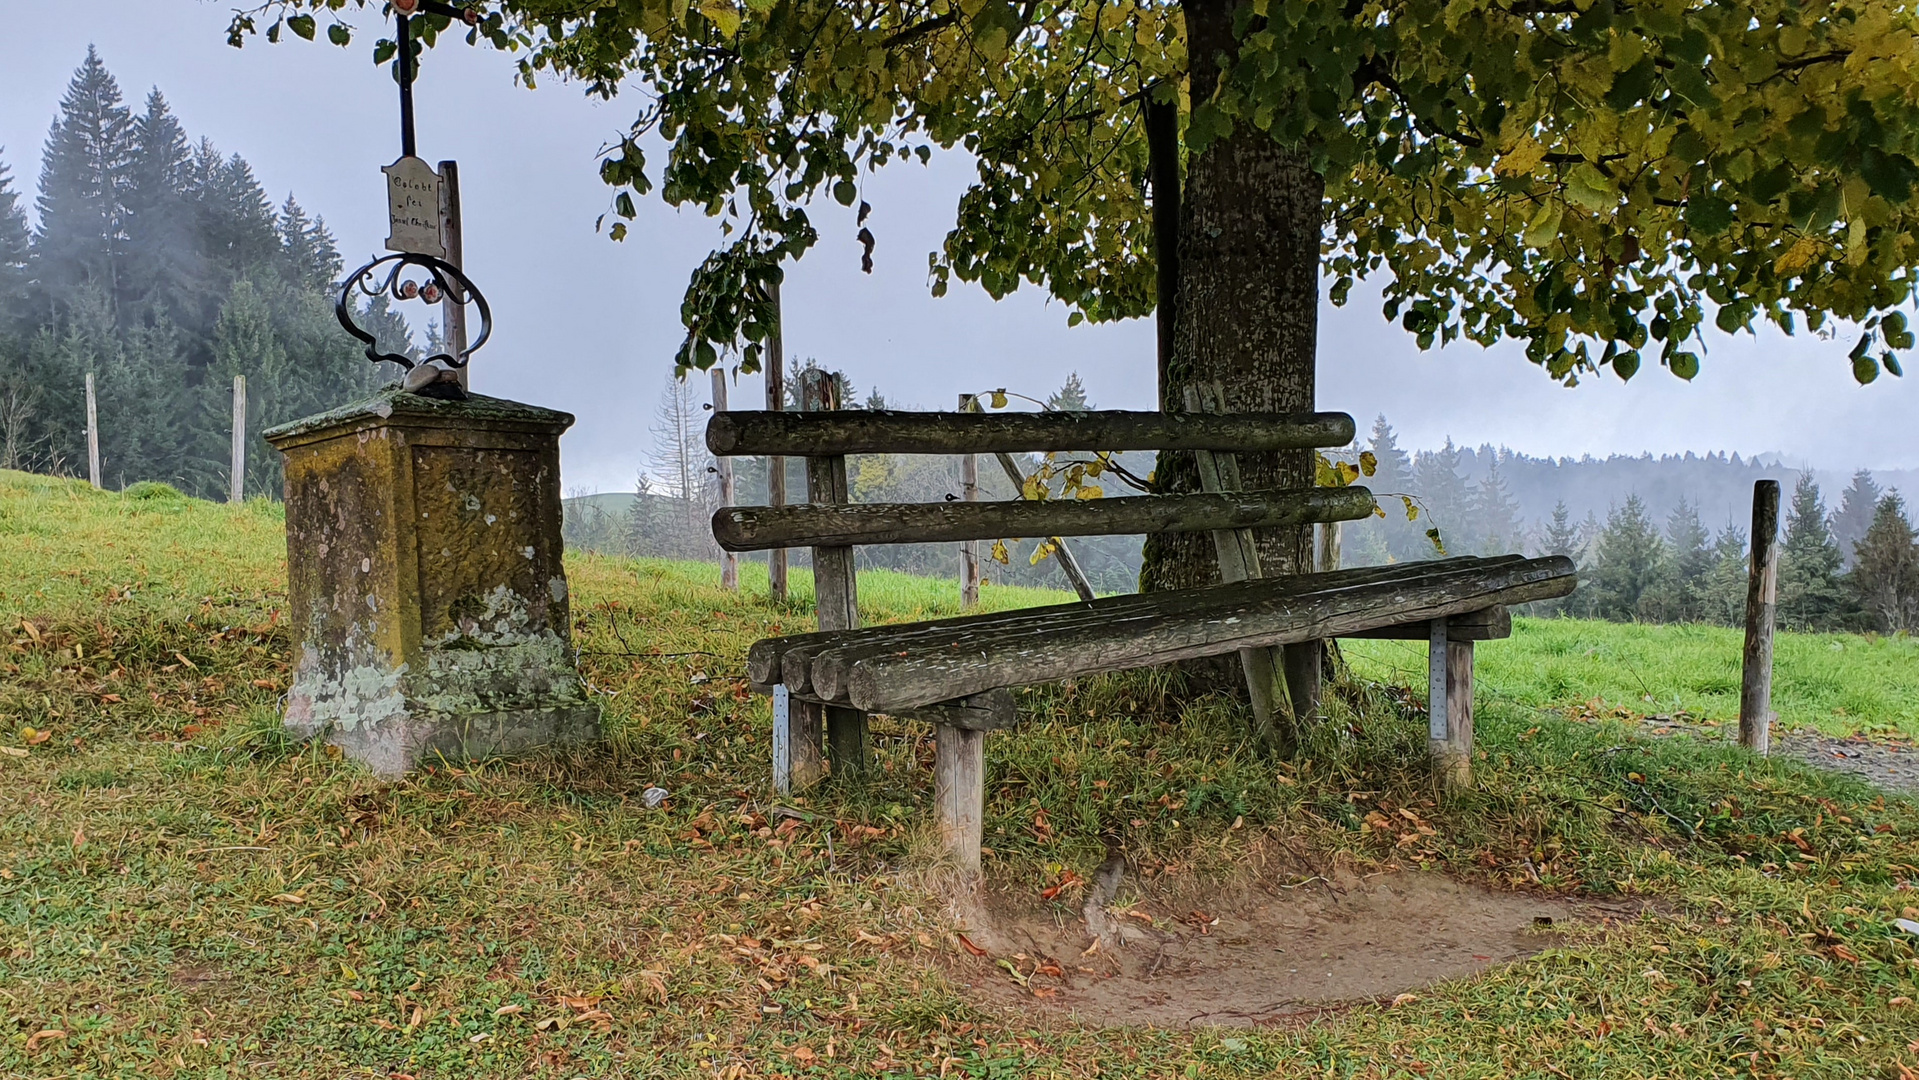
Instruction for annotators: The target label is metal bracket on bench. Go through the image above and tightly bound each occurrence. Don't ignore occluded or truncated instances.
[893,689,1016,732]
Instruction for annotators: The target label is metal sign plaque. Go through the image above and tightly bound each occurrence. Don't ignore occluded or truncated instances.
[382,156,444,258]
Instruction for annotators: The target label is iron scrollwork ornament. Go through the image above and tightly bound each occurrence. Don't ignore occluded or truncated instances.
[335,252,492,397]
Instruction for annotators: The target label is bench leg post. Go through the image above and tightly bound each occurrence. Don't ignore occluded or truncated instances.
[827,706,870,777]
[773,687,827,794]
[1283,642,1321,728]
[1444,640,1475,793]
[934,723,985,880]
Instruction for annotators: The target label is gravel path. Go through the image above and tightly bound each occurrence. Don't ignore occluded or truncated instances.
[1638,716,1919,795]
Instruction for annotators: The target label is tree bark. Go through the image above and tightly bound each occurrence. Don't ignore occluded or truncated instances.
[1141,0,1324,593]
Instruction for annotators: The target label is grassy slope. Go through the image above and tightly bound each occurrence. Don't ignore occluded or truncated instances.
[1,468,1916,1079]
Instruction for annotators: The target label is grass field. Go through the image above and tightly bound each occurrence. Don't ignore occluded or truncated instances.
[3,468,1918,1079]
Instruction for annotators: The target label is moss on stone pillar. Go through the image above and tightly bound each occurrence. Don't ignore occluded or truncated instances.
[264,388,598,777]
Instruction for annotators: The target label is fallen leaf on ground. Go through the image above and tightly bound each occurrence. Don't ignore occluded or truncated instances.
[26,1029,65,1051]
[956,933,988,957]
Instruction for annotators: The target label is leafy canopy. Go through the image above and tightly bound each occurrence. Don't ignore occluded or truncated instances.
[234,0,1919,384]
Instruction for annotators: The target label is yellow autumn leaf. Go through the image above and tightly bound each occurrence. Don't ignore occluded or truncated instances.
[990,540,1010,565]
[1075,484,1103,499]
[1774,235,1820,276]
[1496,135,1548,175]
[699,2,742,37]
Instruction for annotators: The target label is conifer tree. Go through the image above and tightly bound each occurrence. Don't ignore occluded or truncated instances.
[1047,371,1092,411]
[1779,471,1850,630]
[1365,415,1424,563]
[123,89,202,324]
[1412,438,1470,551]
[1589,495,1665,621]
[1465,458,1524,556]
[0,153,30,327]
[1830,470,1883,570]
[34,47,132,322]
[1849,493,1919,632]
[1540,501,1580,559]
[1644,498,1711,622]
[1700,525,1751,627]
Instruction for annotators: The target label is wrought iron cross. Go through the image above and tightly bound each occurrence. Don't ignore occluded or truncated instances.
[334,0,491,394]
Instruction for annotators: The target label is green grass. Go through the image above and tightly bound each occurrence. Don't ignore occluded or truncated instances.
[2,468,1918,1079]
[1346,616,1919,741]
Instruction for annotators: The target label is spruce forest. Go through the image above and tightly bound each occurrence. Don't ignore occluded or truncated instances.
[0,49,407,496]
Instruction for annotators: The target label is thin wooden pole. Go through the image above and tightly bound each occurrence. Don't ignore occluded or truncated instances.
[1741,479,1780,754]
[437,160,469,392]
[1428,616,1449,770]
[711,367,738,591]
[229,375,247,504]
[959,393,981,609]
[765,280,788,604]
[84,372,100,489]
[955,395,1097,602]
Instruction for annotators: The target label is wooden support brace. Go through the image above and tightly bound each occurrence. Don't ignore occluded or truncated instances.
[1185,384,1295,755]
[798,368,868,779]
[934,723,986,879]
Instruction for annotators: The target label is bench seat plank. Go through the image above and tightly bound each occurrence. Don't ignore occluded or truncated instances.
[834,555,1574,713]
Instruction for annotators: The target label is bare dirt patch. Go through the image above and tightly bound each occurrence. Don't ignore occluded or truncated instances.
[946,867,1641,1028]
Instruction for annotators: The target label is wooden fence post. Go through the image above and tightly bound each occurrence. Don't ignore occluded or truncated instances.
[800,368,867,778]
[230,375,247,504]
[959,393,981,610]
[1741,479,1780,754]
[85,372,100,489]
[710,368,738,591]
[437,160,469,393]
[765,281,788,604]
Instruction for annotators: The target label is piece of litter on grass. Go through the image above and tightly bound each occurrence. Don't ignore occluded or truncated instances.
[1895,918,1919,936]
[643,786,669,808]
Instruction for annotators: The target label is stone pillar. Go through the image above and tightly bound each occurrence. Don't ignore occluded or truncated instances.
[263,389,598,777]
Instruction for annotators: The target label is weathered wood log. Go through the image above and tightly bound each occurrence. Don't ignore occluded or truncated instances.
[795,557,1527,701]
[713,486,1376,551]
[1741,479,1780,755]
[836,556,1577,713]
[706,408,1357,457]
[1344,605,1511,641]
[893,689,1016,732]
[748,556,1524,695]
[797,368,864,784]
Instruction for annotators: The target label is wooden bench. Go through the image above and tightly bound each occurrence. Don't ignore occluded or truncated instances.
[706,372,1577,875]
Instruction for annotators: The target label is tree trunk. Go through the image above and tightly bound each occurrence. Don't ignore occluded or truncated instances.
[1140,0,1324,593]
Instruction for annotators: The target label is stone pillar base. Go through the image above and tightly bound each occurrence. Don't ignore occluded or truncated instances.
[266,388,599,778]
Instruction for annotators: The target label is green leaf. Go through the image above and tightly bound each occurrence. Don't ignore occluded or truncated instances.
[328,23,351,47]
[266,20,281,44]
[1564,165,1616,213]
[1612,349,1640,381]
[287,14,316,41]
[373,40,397,65]
[1853,352,1880,384]
[833,180,857,206]
[1522,201,1564,248]
[1668,351,1700,380]
[1884,352,1904,378]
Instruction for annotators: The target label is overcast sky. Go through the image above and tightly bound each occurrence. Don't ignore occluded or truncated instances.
[4,1,1914,494]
